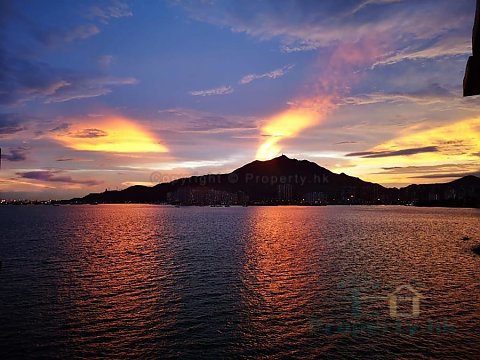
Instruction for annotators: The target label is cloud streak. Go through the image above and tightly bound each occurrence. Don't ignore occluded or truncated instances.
[177,0,472,63]
[42,77,138,104]
[351,0,404,15]
[17,170,103,186]
[158,108,258,135]
[90,0,133,23]
[35,24,100,47]
[98,55,114,66]
[0,56,138,105]
[346,146,439,158]
[343,83,456,106]
[281,43,319,53]
[239,65,294,85]
[190,86,233,97]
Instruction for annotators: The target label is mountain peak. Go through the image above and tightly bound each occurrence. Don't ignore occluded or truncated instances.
[256,154,292,162]
[269,154,294,162]
[234,154,330,176]
[450,175,480,185]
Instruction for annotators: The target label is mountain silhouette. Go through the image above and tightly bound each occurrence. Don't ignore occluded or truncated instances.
[69,155,480,207]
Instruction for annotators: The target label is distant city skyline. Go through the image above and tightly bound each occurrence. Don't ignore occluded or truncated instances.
[1,0,479,200]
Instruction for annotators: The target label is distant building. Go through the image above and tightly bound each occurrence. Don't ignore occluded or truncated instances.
[428,191,440,201]
[237,191,249,205]
[303,191,326,204]
[277,184,293,202]
[167,187,238,205]
[444,188,457,200]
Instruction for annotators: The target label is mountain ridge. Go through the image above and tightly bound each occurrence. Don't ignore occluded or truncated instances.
[68,155,480,207]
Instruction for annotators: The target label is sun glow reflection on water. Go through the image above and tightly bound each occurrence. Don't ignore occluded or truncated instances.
[0,205,479,358]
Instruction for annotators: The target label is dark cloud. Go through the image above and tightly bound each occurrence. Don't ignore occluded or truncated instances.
[409,172,480,179]
[373,164,479,177]
[69,128,108,138]
[0,113,26,135]
[410,83,453,98]
[381,166,402,170]
[50,123,71,132]
[56,158,74,162]
[1,146,28,162]
[346,146,439,158]
[335,141,358,145]
[0,1,13,101]
[0,1,12,22]
[17,170,102,186]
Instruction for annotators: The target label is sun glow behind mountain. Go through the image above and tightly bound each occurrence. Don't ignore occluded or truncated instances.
[256,98,334,160]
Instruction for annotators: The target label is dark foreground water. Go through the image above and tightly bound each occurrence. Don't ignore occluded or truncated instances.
[0,205,479,359]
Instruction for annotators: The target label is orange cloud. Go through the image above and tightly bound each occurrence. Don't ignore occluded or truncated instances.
[54,116,168,153]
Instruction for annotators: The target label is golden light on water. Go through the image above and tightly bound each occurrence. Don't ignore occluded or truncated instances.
[55,117,168,153]
[256,98,333,160]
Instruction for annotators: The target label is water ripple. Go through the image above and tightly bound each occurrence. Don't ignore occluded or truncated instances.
[0,205,479,358]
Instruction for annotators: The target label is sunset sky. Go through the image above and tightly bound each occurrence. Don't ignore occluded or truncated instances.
[1,0,479,200]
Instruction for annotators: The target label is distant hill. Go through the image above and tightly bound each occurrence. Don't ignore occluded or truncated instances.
[68,155,480,207]
[399,175,480,208]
